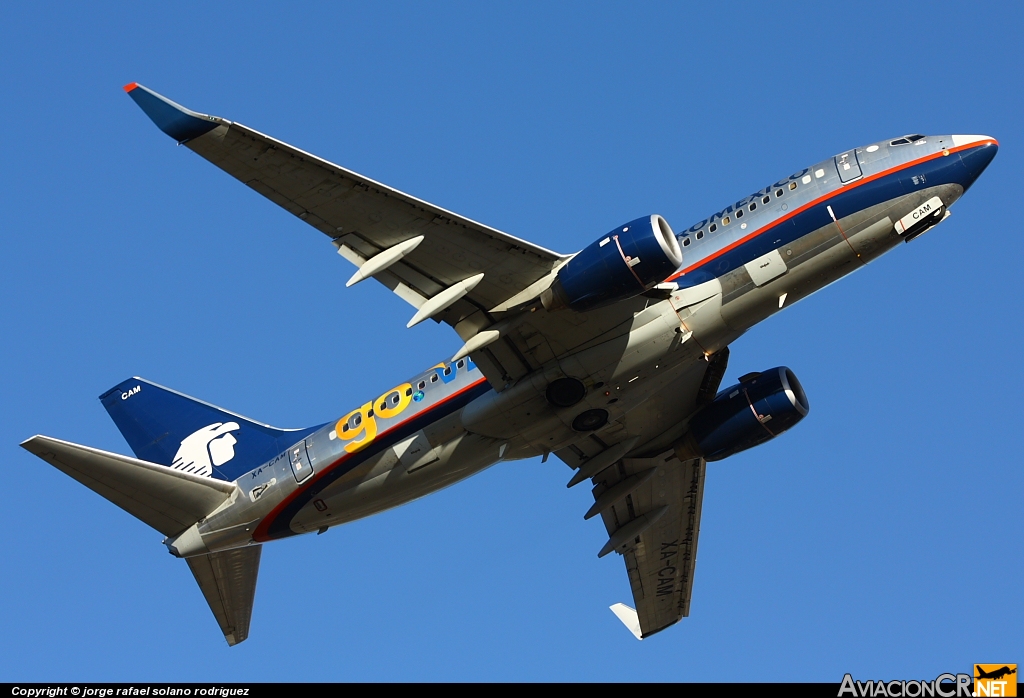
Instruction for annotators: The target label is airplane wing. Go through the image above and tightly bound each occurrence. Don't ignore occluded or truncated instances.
[553,348,728,637]
[125,83,580,388]
[596,452,706,638]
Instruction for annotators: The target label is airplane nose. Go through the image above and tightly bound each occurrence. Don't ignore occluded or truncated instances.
[952,135,998,191]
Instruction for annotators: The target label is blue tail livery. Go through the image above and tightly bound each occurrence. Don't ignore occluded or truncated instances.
[100,377,321,482]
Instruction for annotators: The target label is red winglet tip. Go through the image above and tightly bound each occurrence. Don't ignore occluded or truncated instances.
[123,82,139,93]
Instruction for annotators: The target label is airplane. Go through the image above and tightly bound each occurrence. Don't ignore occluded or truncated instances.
[976,666,1016,681]
[21,83,998,646]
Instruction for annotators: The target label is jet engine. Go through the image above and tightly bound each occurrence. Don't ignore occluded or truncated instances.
[542,215,683,312]
[684,367,809,461]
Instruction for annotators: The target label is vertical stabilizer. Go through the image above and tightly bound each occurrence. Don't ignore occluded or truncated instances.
[100,378,321,482]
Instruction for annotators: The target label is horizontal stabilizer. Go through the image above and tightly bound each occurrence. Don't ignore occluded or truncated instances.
[124,82,223,143]
[187,545,261,646]
[21,435,236,536]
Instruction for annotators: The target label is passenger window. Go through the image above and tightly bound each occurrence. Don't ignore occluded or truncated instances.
[789,182,797,191]
[417,381,426,390]
[723,216,731,225]
[682,237,691,246]
[775,189,783,197]
[405,387,413,396]
[696,231,704,240]
[709,223,717,233]
[749,203,756,212]
[457,360,465,368]
[814,168,825,178]
[443,366,452,376]
[762,196,770,204]
[430,374,438,383]
[801,174,812,184]
[736,209,744,218]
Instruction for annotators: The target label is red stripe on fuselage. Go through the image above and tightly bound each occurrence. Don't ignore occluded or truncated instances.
[667,139,997,282]
[252,376,490,541]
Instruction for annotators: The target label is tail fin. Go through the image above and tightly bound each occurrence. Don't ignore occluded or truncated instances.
[101,377,321,482]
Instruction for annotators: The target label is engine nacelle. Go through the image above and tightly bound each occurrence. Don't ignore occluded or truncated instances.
[686,367,809,461]
[542,215,683,312]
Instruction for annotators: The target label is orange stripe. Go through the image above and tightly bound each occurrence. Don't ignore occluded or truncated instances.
[253,376,490,541]
[668,139,996,282]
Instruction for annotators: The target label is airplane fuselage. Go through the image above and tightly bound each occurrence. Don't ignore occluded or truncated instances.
[173,133,998,556]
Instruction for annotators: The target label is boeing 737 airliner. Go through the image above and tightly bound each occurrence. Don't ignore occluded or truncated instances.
[21,83,998,645]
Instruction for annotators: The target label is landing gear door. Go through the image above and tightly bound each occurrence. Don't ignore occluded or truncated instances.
[834,149,863,182]
[289,441,314,483]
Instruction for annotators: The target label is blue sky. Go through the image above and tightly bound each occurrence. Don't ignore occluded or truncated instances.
[2,1,1021,682]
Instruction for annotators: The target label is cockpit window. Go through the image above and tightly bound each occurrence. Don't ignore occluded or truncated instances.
[890,134,924,146]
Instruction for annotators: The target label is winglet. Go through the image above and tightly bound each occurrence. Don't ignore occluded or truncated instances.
[609,603,643,640]
[124,82,222,143]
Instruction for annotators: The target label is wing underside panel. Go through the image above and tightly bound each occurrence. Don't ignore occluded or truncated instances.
[597,453,706,637]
